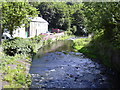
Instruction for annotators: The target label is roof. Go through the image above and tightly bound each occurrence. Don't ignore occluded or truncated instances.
[31,17,48,24]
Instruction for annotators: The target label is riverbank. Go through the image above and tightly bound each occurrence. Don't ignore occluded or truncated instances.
[0,52,32,88]
[72,36,120,73]
[85,35,120,73]
[1,34,74,88]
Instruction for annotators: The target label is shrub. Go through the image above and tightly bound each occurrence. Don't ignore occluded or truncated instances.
[71,25,77,34]
[65,30,72,35]
[30,35,44,43]
[73,38,91,50]
[2,37,34,56]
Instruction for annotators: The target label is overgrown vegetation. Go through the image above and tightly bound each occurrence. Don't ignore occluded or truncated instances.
[82,2,120,71]
[72,37,114,67]
[36,2,85,35]
[72,2,120,72]
[2,35,45,56]
[1,2,38,37]
[1,34,72,88]
[0,52,31,88]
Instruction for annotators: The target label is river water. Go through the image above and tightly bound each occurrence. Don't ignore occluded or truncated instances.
[30,40,120,88]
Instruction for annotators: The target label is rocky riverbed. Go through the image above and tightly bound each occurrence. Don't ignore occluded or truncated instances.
[30,40,120,88]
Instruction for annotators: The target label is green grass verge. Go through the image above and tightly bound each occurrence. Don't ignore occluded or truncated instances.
[72,36,114,68]
[0,52,31,88]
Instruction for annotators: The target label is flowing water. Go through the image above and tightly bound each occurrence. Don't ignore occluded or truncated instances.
[30,40,120,88]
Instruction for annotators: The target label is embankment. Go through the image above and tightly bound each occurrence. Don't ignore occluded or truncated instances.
[73,37,120,73]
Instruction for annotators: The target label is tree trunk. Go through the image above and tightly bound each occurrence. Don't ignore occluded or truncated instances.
[0,26,2,45]
[0,3,2,45]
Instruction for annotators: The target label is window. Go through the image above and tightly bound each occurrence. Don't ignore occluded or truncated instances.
[2,36,4,39]
[6,37,9,39]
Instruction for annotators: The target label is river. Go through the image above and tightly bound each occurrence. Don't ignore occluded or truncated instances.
[30,40,120,88]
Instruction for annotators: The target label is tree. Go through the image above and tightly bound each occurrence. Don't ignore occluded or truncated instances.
[1,2,38,37]
[37,2,55,28]
[37,2,84,35]
[83,2,120,45]
[72,9,84,35]
[0,2,2,44]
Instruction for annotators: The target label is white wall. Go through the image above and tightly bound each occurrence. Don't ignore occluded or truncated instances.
[29,22,48,37]
[38,23,48,34]
[29,22,36,37]
[12,20,48,38]
[13,27,26,38]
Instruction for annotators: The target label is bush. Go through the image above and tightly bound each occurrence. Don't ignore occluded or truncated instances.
[73,38,91,50]
[30,35,44,43]
[2,37,34,56]
[71,25,77,34]
[65,30,72,35]
[2,35,52,56]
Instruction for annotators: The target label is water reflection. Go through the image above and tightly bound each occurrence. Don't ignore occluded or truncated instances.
[34,40,74,59]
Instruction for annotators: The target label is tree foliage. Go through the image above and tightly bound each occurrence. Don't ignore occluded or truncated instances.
[37,2,84,35]
[83,2,120,46]
[1,2,39,37]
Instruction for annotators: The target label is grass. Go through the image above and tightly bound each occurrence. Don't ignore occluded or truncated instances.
[72,38,99,59]
[73,38,91,50]
[0,52,31,88]
[57,35,75,41]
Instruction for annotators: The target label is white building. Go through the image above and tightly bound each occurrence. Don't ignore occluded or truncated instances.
[2,17,49,39]
[13,25,26,38]
[27,17,48,37]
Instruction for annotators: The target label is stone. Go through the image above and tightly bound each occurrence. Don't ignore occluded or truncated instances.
[50,69,56,72]
[75,66,79,69]
[75,53,83,56]
[88,64,95,68]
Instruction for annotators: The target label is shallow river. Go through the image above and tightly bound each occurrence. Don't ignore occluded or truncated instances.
[30,40,120,88]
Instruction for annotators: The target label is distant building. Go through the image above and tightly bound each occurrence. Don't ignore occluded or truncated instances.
[26,17,49,37]
[2,17,49,39]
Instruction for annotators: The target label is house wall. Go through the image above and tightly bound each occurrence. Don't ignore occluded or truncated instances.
[8,17,49,38]
[29,22,36,37]
[38,23,48,34]
[29,22,48,37]
[13,27,26,38]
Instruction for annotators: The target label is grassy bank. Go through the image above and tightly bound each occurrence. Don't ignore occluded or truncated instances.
[86,35,120,72]
[73,38,99,59]
[57,35,75,41]
[0,53,31,88]
[73,37,112,66]
[73,35,120,73]
[0,34,73,88]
